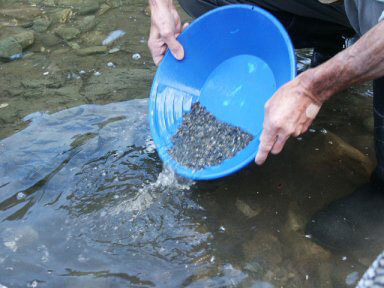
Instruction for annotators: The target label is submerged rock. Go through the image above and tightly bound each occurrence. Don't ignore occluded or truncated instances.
[12,31,35,48]
[55,26,80,41]
[77,15,96,32]
[32,16,51,32]
[55,0,100,15]
[235,199,261,218]
[0,37,22,59]
[0,7,41,21]
[75,46,107,56]
[49,8,73,24]
[0,31,34,60]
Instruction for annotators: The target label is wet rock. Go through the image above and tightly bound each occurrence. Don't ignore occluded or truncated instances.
[77,15,96,32]
[106,0,123,8]
[32,16,51,32]
[41,0,56,6]
[56,0,100,15]
[0,37,22,59]
[82,31,106,46]
[77,2,100,15]
[363,116,374,133]
[49,8,73,24]
[144,5,151,17]
[0,31,34,60]
[0,7,42,21]
[235,199,261,218]
[12,31,35,49]
[285,202,306,232]
[55,26,80,41]
[67,41,80,49]
[284,230,333,287]
[243,233,283,265]
[75,46,107,56]
[38,33,61,47]
[97,4,111,16]
[327,132,374,176]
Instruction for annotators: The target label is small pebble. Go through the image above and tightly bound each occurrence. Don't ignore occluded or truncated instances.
[43,72,49,76]
[16,192,26,200]
[107,62,115,68]
[132,53,141,60]
[108,47,120,54]
[27,280,38,288]
[0,103,9,109]
[219,226,226,232]
[320,128,328,134]
[342,256,347,261]
[94,71,101,76]
[305,234,312,239]
[309,129,316,133]
[79,70,86,75]
[345,271,360,286]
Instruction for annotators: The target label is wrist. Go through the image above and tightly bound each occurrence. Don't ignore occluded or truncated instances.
[297,55,348,104]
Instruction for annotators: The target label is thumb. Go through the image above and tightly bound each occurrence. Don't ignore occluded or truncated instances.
[166,37,184,60]
[182,22,189,31]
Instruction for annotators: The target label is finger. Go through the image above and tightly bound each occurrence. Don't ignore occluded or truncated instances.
[153,54,163,66]
[255,128,278,165]
[164,36,184,60]
[150,45,166,66]
[293,125,304,137]
[182,22,189,31]
[271,134,289,155]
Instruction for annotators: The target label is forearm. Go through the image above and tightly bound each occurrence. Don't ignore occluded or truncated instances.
[149,0,173,9]
[300,21,384,104]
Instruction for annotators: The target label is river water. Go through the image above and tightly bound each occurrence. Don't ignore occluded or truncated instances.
[0,0,382,287]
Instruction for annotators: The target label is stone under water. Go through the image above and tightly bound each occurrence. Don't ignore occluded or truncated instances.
[168,102,254,170]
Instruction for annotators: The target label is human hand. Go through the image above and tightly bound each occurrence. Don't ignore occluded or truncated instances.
[148,1,189,65]
[255,76,322,165]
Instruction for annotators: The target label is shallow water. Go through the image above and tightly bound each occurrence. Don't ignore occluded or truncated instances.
[0,0,382,287]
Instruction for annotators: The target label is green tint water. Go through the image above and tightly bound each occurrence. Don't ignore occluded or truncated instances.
[0,1,380,287]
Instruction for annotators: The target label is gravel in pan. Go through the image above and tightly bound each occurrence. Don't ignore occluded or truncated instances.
[168,102,254,170]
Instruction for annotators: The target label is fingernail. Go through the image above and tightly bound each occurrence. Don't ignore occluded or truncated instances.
[174,47,184,60]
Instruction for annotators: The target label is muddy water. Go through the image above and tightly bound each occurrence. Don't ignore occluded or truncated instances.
[0,1,382,287]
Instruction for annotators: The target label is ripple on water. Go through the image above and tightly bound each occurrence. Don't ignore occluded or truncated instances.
[0,99,215,287]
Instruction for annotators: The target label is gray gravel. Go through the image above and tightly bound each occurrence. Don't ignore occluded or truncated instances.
[168,102,254,170]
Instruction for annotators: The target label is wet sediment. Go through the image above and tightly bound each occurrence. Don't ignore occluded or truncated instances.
[169,102,253,170]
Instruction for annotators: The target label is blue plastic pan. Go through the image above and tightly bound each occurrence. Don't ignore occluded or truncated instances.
[149,4,296,180]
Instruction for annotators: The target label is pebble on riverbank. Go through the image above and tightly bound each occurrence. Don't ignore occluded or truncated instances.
[168,102,254,170]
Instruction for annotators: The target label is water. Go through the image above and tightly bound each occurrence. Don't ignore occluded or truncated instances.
[0,0,382,287]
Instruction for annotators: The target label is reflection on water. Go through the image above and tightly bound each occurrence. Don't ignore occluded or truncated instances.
[0,0,382,287]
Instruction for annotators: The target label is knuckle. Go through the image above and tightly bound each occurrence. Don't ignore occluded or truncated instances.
[162,30,173,39]
[270,119,281,129]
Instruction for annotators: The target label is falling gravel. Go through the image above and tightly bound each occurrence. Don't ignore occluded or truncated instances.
[168,102,254,170]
